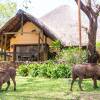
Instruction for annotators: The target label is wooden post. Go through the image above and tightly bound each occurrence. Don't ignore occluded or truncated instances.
[45,36,47,44]
[4,34,7,61]
[78,0,82,48]
[13,45,16,62]
[0,35,3,60]
[21,14,23,35]
[38,32,40,61]
[42,32,45,61]
[44,36,48,60]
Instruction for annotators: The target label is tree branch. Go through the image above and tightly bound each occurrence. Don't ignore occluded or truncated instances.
[95,4,100,16]
[75,0,91,18]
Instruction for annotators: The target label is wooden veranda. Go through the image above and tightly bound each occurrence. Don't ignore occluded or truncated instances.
[0,31,49,61]
[0,9,57,61]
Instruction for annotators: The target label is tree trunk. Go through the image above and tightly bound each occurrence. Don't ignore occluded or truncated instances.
[75,0,100,63]
[87,17,99,63]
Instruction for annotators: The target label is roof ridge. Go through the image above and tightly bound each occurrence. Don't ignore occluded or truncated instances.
[40,5,70,18]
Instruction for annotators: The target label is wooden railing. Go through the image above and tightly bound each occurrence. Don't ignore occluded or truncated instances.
[0,52,39,61]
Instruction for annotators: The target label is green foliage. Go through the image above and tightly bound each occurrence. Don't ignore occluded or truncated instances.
[50,40,61,49]
[1,76,100,99]
[18,61,72,78]
[18,47,88,78]
[55,47,88,64]
[18,64,29,76]
[28,63,39,77]
[96,42,100,48]
[38,63,52,78]
[0,1,16,27]
[0,2,16,17]
[51,64,71,78]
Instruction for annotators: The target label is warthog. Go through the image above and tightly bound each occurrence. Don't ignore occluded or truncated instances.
[70,63,100,91]
[0,62,17,91]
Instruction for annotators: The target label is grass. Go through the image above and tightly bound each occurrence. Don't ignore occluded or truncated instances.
[0,76,100,100]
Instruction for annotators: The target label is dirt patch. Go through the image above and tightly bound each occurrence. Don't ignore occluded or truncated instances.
[66,91,100,100]
[79,92,100,100]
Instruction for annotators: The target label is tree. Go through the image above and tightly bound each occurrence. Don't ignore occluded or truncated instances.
[0,1,16,27]
[75,0,100,63]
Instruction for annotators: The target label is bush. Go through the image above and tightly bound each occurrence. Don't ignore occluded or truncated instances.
[17,61,72,78]
[51,64,71,78]
[38,63,53,78]
[18,64,29,76]
[55,47,88,64]
[28,63,40,77]
[17,47,87,78]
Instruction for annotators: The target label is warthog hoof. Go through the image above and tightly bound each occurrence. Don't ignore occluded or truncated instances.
[70,88,72,91]
[14,88,16,91]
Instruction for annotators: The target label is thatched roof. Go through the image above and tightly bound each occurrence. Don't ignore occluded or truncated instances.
[40,5,100,46]
[0,9,57,40]
[40,5,88,46]
[0,6,100,47]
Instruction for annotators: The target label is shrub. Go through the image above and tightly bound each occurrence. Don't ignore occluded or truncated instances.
[51,64,71,78]
[28,63,40,77]
[96,42,100,48]
[17,61,72,78]
[38,64,48,77]
[55,47,88,64]
[18,64,29,76]
[50,40,61,49]
[17,47,87,78]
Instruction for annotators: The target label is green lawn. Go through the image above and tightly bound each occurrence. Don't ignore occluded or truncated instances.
[0,76,100,100]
